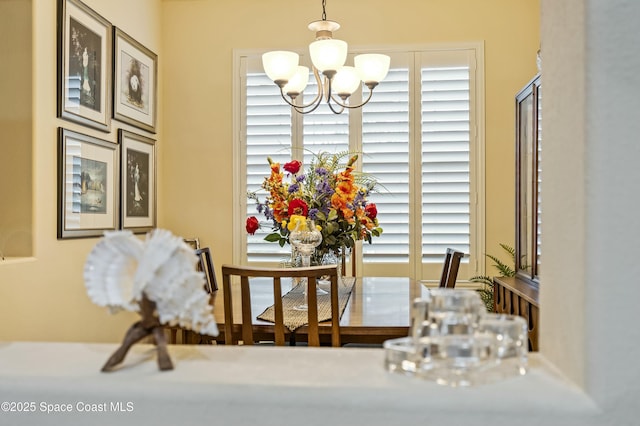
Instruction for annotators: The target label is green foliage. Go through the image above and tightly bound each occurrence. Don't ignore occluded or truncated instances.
[470,243,518,313]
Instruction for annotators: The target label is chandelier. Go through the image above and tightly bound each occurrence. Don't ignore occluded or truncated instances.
[261,0,390,115]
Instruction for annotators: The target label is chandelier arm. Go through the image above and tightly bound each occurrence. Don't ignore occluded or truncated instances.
[277,66,325,112]
[293,99,324,114]
[277,87,325,114]
[326,98,345,114]
[329,85,375,109]
[321,74,345,114]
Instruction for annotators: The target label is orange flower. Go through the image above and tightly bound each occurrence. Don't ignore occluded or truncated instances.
[331,193,347,210]
[272,200,287,223]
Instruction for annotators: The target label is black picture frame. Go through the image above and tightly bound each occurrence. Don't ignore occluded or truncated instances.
[113,27,158,133]
[119,129,156,233]
[57,0,112,132]
[57,128,119,239]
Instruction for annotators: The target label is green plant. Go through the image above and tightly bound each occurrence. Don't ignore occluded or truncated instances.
[470,243,518,313]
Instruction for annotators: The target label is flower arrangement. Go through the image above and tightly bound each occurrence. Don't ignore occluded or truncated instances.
[246,151,382,261]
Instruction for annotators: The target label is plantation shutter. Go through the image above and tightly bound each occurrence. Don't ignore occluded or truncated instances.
[361,67,410,263]
[420,64,471,263]
[302,73,350,159]
[245,71,293,262]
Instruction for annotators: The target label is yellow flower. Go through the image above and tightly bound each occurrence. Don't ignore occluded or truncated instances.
[287,215,307,231]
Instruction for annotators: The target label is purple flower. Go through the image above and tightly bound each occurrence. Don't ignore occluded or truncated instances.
[315,167,328,176]
[296,175,306,183]
[316,181,334,195]
[263,205,273,220]
[288,183,299,193]
[308,208,319,220]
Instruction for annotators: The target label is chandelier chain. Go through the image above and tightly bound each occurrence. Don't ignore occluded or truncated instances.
[321,0,327,21]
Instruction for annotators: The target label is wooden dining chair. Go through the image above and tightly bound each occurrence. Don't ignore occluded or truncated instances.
[439,248,464,288]
[221,264,340,347]
[195,247,218,292]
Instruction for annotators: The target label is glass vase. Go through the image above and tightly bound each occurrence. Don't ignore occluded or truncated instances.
[289,218,323,310]
[318,249,341,289]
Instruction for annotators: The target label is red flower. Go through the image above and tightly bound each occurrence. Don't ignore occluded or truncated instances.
[283,160,302,175]
[287,198,309,217]
[245,216,260,235]
[365,203,378,219]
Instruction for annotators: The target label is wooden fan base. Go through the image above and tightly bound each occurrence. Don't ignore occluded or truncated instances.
[101,294,174,372]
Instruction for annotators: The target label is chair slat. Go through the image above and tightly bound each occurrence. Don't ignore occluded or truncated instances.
[240,276,254,345]
[222,272,235,345]
[273,277,285,346]
[307,276,319,347]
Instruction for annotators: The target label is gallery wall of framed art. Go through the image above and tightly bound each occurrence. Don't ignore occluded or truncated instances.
[56,0,160,239]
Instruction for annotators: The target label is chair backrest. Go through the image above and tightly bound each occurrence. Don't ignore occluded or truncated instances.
[195,247,218,292]
[221,264,340,347]
[439,248,464,288]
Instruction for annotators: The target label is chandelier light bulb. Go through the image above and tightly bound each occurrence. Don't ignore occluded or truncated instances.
[283,66,310,98]
[332,66,361,97]
[262,51,299,86]
[309,39,348,74]
[354,53,391,85]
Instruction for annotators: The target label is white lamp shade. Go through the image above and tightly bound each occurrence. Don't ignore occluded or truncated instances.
[309,39,348,73]
[354,53,390,84]
[262,51,299,83]
[332,66,361,96]
[283,66,310,95]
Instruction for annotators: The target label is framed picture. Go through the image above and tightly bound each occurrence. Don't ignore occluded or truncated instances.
[113,27,158,133]
[57,0,112,132]
[119,129,156,233]
[57,128,119,239]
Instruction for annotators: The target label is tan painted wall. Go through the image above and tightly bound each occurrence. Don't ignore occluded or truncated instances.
[0,0,538,342]
[0,0,162,342]
[0,0,32,258]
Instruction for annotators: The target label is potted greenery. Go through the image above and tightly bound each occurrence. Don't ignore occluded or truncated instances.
[470,243,519,313]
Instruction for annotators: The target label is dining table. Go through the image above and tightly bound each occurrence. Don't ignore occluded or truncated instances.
[203,276,429,346]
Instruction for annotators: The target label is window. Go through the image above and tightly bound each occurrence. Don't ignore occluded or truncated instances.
[235,44,484,280]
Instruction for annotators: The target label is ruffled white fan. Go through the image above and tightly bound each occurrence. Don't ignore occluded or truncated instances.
[84,229,218,371]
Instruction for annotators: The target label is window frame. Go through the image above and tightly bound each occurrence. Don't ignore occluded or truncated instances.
[233,43,485,281]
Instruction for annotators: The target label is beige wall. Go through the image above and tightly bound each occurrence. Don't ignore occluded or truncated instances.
[0,0,162,342]
[0,0,32,257]
[0,0,538,342]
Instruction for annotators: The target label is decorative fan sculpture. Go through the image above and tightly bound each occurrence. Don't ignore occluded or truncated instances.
[83,229,218,372]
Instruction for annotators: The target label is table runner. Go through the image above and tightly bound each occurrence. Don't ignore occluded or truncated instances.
[257,278,355,332]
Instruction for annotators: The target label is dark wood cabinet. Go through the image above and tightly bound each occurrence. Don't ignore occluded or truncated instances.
[493,276,539,351]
